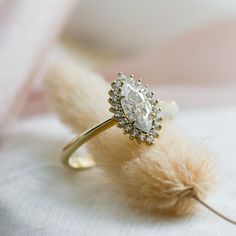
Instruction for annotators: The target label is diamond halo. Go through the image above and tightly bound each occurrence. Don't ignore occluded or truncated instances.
[108,73,163,145]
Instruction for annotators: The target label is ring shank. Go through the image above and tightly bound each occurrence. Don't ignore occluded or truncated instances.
[61,101,178,170]
[62,118,116,169]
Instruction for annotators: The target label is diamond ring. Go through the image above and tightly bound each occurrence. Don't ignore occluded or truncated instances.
[62,73,178,170]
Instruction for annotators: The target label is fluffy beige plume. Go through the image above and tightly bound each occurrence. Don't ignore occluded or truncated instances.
[44,56,217,217]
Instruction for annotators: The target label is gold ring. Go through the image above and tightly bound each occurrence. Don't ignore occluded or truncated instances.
[61,73,178,170]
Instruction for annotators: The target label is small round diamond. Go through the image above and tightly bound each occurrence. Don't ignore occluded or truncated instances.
[146,136,154,145]
[138,133,146,142]
[150,129,159,137]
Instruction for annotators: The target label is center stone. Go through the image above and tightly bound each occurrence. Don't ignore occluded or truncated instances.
[120,78,153,133]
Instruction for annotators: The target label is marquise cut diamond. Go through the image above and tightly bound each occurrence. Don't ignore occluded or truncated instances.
[120,78,153,133]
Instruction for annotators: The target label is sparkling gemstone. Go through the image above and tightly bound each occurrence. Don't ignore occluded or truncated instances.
[115,80,122,87]
[150,129,159,137]
[120,78,153,133]
[146,135,154,144]
[130,129,139,137]
[138,133,146,141]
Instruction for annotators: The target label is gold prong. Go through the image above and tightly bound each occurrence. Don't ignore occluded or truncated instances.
[157,125,162,131]
[145,84,148,88]
[138,78,142,82]
[111,81,116,87]
[108,89,114,96]
[137,139,142,144]
[129,135,135,140]
[158,116,163,122]
[109,107,115,113]
[152,112,157,118]
[130,74,134,78]
[123,129,129,134]
[108,98,113,104]
[117,122,123,127]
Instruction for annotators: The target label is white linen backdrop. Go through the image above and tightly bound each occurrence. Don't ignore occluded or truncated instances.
[0,107,236,235]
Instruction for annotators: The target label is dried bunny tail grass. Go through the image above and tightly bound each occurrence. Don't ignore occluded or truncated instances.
[44,55,236,224]
[44,56,110,133]
[118,125,215,215]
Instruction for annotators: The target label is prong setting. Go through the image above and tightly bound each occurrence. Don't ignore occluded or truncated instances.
[109,73,163,145]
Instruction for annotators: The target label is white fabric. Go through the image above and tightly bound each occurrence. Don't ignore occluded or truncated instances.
[0,107,236,235]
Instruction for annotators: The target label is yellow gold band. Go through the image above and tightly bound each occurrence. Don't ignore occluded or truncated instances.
[61,101,178,170]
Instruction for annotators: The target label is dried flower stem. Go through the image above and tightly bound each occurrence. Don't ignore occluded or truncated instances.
[193,195,236,225]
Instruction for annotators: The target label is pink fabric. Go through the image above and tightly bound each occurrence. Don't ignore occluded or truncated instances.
[97,19,236,108]
[99,19,236,87]
[0,0,73,125]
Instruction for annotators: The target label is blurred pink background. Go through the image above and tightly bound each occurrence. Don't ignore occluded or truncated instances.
[0,0,236,125]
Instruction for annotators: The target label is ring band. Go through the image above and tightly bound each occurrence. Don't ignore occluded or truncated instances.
[61,73,178,170]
